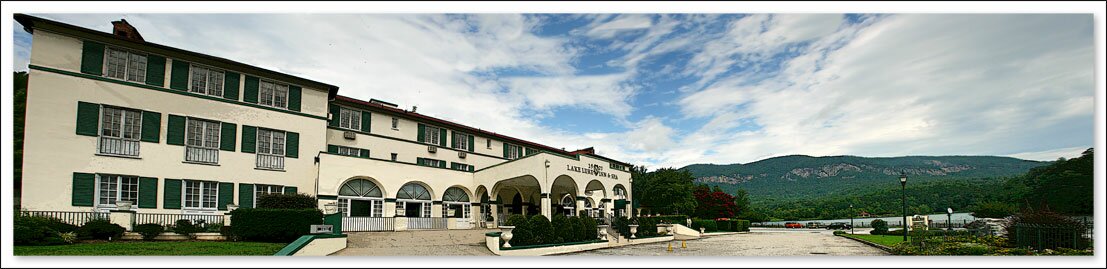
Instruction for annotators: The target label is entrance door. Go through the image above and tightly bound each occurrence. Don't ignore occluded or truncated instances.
[350,200,373,217]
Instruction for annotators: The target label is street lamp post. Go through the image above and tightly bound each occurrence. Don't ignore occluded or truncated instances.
[850,204,854,235]
[900,172,908,242]
[946,207,953,231]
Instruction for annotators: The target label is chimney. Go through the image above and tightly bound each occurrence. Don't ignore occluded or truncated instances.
[111,19,144,42]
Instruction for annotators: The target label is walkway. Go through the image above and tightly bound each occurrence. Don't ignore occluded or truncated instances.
[562,228,888,256]
[332,229,497,256]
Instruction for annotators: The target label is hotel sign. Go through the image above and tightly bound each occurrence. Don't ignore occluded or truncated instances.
[566,163,618,179]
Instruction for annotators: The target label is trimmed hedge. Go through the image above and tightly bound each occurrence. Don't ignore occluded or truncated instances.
[691,219,718,232]
[229,208,324,242]
[77,219,125,240]
[714,219,751,232]
[870,219,889,235]
[550,214,570,244]
[256,193,317,209]
[134,223,164,241]
[502,214,598,248]
[14,215,75,246]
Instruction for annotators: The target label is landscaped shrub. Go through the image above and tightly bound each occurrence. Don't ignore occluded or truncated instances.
[230,208,324,242]
[528,215,553,245]
[870,219,888,235]
[735,219,751,232]
[550,214,570,244]
[636,217,658,237]
[579,216,598,242]
[58,232,78,244]
[14,215,71,246]
[256,193,317,209]
[1004,207,1089,250]
[133,223,165,241]
[172,219,202,239]
[77,219,125,240]
[690,219,718,232]
[612,216,631,237]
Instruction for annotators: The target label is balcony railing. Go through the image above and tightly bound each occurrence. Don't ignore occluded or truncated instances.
[185,146,219,164]
[407,217,448,230]
[134,213,224,229]
[20,210,109,226]
[98,136,139,157]
[343,217,395,232]
[256,154,285,170]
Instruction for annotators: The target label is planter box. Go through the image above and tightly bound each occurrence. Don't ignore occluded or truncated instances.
[122,232,226,241]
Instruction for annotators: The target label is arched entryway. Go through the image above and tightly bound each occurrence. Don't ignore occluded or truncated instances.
[442,186,471,219]
[338,178,384,217]
[551,175,578,216]
[613,184,629,218]
[396,182,432,218]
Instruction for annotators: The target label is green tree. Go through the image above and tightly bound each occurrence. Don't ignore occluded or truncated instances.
[733,188,750,215]
[637,168,697,215]
[14,71,28,210]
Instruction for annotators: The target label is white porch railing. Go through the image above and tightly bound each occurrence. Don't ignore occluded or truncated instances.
[256,154,285,170]
[342,217,395,232]
[407,217,448,230]
[99,136,139,157]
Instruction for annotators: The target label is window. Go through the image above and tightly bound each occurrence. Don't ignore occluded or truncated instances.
[189,64,225,97]
[610,163,626,171]
[185,118,221,164]
[486,138,491,149]
[183,180,218,210]
[258,80,289,109]
[96,174,138,207]
[98,106,142,157]
[424,125,441,145]
[339,107,361,130]
[505,143,522,160]
[254,184,284,206]
[256,129,286,170]
[390,153,398,161]
[391,117,399,130]
[104,47,147,83]
[336,145,360,157]
[452,132,471,151]
[451,162,474,172]
[418,158,442,168]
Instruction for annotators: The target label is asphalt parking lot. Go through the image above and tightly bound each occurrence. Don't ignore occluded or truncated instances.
[562,227,887,256]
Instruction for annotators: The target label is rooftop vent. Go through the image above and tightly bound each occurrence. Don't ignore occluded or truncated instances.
[369,99,398,108]
[111,19,144,42]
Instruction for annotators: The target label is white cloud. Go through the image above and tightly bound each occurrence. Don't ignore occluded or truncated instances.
[584,14,653,39]
[1007,146,1090,161]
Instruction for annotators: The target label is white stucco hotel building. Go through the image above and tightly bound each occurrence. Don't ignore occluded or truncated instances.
[15,14,633,231]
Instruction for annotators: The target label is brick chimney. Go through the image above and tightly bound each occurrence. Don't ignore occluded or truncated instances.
[570,147,596,155]
[111,19,144,42]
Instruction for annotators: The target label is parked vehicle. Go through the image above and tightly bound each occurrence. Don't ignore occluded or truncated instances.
[825,222,852,230]
[784,222,803,228]
[806,222,822,229]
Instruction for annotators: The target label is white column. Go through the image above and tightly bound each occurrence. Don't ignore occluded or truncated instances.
[541,196,552,219]
[489,202,499,228]
[432,203,443,218]
[575,198,586,217]
[383,200,397,217]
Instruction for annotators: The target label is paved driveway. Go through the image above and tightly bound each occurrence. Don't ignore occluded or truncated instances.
[562,227,887,256]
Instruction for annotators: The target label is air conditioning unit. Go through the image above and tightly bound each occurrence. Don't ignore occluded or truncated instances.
[458,151,467,159]
[427,145,437,153]
[343,131,356,140]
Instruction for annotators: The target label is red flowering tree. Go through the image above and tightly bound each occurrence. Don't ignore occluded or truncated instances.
[693,186,738,219]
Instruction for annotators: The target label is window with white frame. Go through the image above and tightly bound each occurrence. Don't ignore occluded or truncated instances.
[258,80,289,109]
[424,125,441,145]
[505,143,522,160]
[189,64,225,97]
[257,129,286,156]
[185,118,221,164]
[418,158,442,168]
[96,174,138,207]
[452,132,471,151]
[253,184,284,206]
[391,117,399,130]
[339,107,361,130]
[104,47,147,83]
[183,180,218,210]
[99,106,142,157]
[336,146,360,157]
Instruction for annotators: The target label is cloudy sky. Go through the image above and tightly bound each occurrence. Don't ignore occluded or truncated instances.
[12,14,1095,169]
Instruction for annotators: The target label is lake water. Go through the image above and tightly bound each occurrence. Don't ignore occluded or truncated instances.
[759,212,980,227]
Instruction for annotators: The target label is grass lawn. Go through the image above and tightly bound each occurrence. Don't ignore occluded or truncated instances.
[14,241,287,256]
[843,234,906,247]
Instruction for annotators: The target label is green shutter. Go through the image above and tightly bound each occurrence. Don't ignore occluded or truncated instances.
[416,157,424,166]
[284,186,298,195]
[241,126,257,153]
[239,183,254,208]
[218,182,234,210]
[220,122,236,151]
[138,177,158,208]
[75,102,100,136]
[285,131,299,158]
[328,105,340,127]
[360,111,372,133]
[223,71,240,101]
[166,115,186,145]
[468,135,475,152]
[470,165,475,172]
[145,55,166,86]
[327,144,339,154]
[288,85,302,112]
[71,172,95,206]
[503,143,510,158]
[417,123,426,143]
[439,160,447,168]
[243,76,259,103]
[164,179,182,209]
[80,41,104,75]
[140,111,161,143]
[169,59,190,91]
[439,128,448,147]
[450,131,455,148]
[359,149,370,158]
